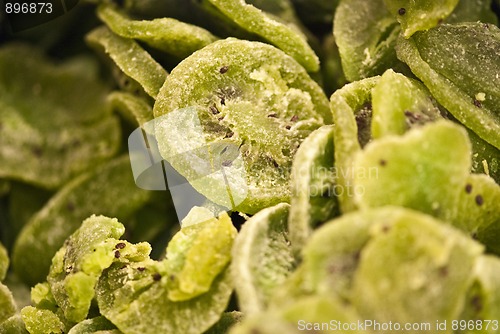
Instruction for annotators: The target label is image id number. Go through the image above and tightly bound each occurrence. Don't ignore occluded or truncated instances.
[5,2,53,14]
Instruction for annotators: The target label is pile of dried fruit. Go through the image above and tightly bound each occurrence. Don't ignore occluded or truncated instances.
[0,0,499,333]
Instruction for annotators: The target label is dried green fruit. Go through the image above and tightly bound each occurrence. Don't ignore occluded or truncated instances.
[447,0,498,24]
[352,208,483,324]
[300,208,375,301]
[396,23,500,150]
[330,76,380,213]
[154,38,330,214]
[107,92,153,128]
[229,313,300,334]
[453,174,500,236]
[47,215,151,323]
[97,3,218,59]
[231,203,294,314]
[67,316,119,334]
[86,26,168,99]
[93,209,235,334]
[0,44,120,189]
[460,256,500,325]
[0,283,16,323]
[205,0,319,72]
[371,69,441,138]
[20,307,65,334]
[353,121,471,222]
[204,311,243,334]
[12,156,152,286]
[165,210,236,301]
[0,314,29,334]
[384,0,459,38]
[288,125,338,253]
[0,244,7,282]
[334,0,400,81]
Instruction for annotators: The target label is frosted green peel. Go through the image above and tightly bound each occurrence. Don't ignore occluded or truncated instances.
[353,121,471,222]
[231,203,294,314]
[86,26,168,99]
[329,76,380,213]
[371,69,441,138]
[396,23,500,150]
[206,0,319,72]
[384,0,459,38]
[97,3,218,59]
[154,38,330,213]
[288,125,338,254]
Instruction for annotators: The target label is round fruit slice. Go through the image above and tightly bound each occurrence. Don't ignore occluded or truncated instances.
[154,38,330,214]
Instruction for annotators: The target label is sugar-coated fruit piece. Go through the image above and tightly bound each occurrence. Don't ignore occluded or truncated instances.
[67,316,118,334]
[0,283,16,323]
[0,243,8,282]
[352,208,483,326]
[329,76,380,213]
[453,174,500,239]
[206,0,319,72]
[384,0,459,38]
[334,0,400,81]
[164,210,236,301]
[371,69,441,138]
[396,23,500,150]
[154,38,330,213]
[47,215,151,322]
[97,3,218,59]
[20,307,65,334]
[289,125,338,254]
[96,261,233,334]
[231,203,294,314]
[353,121,471,222]
[107,92,153,128]
[0,44,120,189]
[460,256,500,327]
[12,156,152,286]
[86,26,167,99]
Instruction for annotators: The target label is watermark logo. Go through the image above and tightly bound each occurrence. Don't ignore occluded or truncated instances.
[128,107,247,223]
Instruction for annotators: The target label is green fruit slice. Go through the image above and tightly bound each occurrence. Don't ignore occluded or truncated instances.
[12,156,152,286]
[97,3,218,59]
[0,44,120,189]
[231,203,294,315]
[371,69,441,138]
[86,26,168,99]
[384,0,459,38]
[353,121,471,222]
[333,0,400,81]
[396,23,500,150]
[206,0,319,72]
[154,38,330,214]
[329,76,380,213]
[288,125,338,254]
[352,209,483,325]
